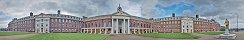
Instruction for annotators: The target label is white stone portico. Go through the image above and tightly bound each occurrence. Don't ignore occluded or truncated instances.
[79,5,153,34]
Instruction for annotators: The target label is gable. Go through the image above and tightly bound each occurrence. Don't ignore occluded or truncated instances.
[112,11,131,16]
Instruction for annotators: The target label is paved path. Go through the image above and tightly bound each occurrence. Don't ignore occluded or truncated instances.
[105,34,196,40]
[235,32,244,40]
[0,34,37,40]
[106,32,244,40]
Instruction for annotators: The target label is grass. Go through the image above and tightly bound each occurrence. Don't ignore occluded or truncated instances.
[198,32,224,35]
[0,32,31,36]
[19,33,111,40]
[135,33,200,39]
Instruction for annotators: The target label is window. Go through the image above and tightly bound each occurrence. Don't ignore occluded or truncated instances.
[45,19,48,21]
[46,24,48,27]
[36,20,40,22]
[62,19,64,22]
[108,22,111,27]
[141,23,143,27]
[100,22,102,27]
[51,19,54,22]
[55,19,57,22]
[104,22,107,27]
[56,19,60,22]
[41,19,43,22]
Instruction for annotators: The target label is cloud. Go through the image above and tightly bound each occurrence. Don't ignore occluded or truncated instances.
[141,0,158,18]
[186,0,244,28]
[0,0,145,28]
[0,0,244,28]
[182,10,193,16]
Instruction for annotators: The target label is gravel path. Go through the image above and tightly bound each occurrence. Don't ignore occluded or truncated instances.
[105,34,195,40]
[106,32,244,40]
[235,32,244,40]
[0,34,37,40]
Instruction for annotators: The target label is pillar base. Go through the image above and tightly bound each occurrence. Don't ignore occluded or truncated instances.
[219,34,236,39]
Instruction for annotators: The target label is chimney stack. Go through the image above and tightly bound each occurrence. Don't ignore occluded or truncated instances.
[30,12,33,16]
[12,18,17,21]
[83,16,87,18]
[196,15,199,18]
[57,10,60,14]
[172,13,175,17]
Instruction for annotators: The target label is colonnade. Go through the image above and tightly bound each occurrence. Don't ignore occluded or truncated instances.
[81,28,111,34]
[81,28,153,34]
[131,28,153,34]
[81,18,153,34]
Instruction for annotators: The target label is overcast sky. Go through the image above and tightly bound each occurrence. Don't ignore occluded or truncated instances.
[0,0,244,28]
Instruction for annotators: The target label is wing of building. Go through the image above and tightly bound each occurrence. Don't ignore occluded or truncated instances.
[7,5,220,34]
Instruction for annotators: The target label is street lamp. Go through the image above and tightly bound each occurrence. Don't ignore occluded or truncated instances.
[231,13,239,32]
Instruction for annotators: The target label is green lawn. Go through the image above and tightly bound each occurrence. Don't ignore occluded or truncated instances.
[19,33,111,40]
[135,33,200,39]
[198,32,224,35]
[0,32,31,36]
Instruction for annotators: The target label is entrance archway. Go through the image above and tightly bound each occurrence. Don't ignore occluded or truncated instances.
[40,28,44,33]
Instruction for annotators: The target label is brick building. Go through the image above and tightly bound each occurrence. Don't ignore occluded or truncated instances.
[7,5,220,34]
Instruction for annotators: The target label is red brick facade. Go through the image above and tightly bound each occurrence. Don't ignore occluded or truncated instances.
[7,6,220,34]
[8,19,35,32]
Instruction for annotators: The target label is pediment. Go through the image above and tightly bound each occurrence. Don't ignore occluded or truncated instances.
[112,11,131,16]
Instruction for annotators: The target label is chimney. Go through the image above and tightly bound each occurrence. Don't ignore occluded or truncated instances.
[12,18,17,21]
[196,15,199,18]
[57,10,60,14]
[172,13,175,17]
[83,16,87,18]
[30,12,33,16]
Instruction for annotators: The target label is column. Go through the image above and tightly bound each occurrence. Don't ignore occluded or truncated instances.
[138,29,141,34]
[86,29,88,33]
[128,19,130,34]
[134,29,136,34]
[145,29,148,33]
[105,28,107,34]
[95,28,97,34]
[87,29,89,33]
[90,29,92,34]
[142,29,144,34]
[99,28,102,34]
[111,19,114,34]
[123,19,125,34]
[116,19,118,34]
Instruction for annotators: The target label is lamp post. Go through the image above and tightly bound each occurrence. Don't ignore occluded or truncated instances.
[231,13,239,32]
[237,13,239,32]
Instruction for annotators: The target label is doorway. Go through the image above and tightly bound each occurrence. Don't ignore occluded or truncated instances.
[119,27,122,33]
[40,28,44,33]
